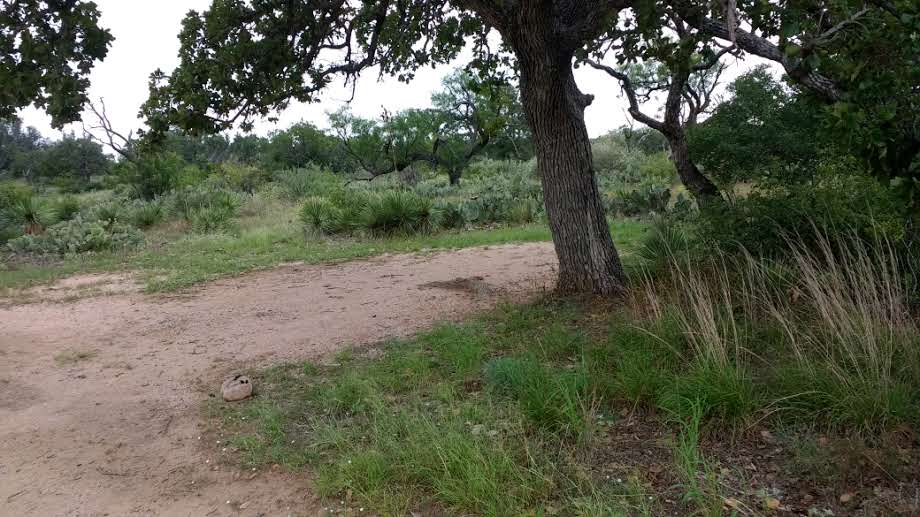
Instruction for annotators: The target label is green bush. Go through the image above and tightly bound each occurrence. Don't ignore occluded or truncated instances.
[7,215,144,255]
[432,201,466,229]
[692,172,908,258]
[214,162,270,194]
[90,202,127,225]
[116,151,189,200]
[462,192,510,224]
[299,196,342,234]
[606,185,670,217]
[507,199,539,225]
[128,200,166,228]
[327,187,370,233]
[636,220,690,273]
[0,180,33,207]
[362,190,432,236]
[52,195,82,221]
[1,195,57,236]
[190,205,238,234]
[273,165,337,200]
[169,186,242,221]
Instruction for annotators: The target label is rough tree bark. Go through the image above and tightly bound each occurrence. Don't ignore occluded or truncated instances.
[669,128,719,199]
[447,168,463,186]
[587,48,723,203]
[507,8,627,295]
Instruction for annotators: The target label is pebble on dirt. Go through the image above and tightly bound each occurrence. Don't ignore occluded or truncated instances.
[221,375,253,402]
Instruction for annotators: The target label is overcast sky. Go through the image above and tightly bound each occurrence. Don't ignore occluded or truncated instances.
[18,0,760,143]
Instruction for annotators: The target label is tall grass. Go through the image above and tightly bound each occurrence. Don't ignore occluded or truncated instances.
[755,232,918,429]
[633,227,920,431]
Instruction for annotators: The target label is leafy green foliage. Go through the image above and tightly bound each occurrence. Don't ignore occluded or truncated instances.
[116,152,190,200]
[688,68,830,185]
[0,1,113,126]
[691,172,908,258]
[432,201,466,229]
[127,200,166,229]
[52,196,82,222]
[270,165,341,200]
[606,186,670,217]
[1,195,57,235]
[261,123,348,172]
[7,216,143,255]
[299,197,341,235]
[363,191,433,236]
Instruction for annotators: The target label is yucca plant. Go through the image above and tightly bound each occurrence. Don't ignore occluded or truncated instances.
[53,195,82,222]
[129,200,166,228]
[91,202,126,226]
[299,196,342,234]
[433,201,466,230]
[362,190,432,236]
[190,205,237,234]
[3,196,57,235]
[636,220,690,273]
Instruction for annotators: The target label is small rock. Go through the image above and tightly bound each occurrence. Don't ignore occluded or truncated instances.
[765,497,781,510]
[724,497,741,509]
[839,492,854,504]
[222,375,253,402]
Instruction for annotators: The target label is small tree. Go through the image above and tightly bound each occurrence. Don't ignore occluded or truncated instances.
[333,71,530,185]
[585,9,736,202]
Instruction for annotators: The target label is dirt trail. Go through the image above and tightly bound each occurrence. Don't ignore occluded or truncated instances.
[0,243,557,516]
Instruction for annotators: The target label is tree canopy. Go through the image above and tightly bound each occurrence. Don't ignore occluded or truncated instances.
[0,0,112,127]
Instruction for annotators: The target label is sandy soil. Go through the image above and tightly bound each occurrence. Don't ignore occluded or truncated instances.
[0,243,557,516]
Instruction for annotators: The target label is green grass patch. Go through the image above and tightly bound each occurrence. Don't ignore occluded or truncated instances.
[1,217,648,294]
[208,293,920,514]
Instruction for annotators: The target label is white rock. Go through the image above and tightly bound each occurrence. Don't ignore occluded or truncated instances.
[221,375,253,402]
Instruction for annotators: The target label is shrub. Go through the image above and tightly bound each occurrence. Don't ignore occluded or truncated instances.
[606,185,670,217]
[90,202,127,225]
[52,195,82,221]
[7,215,144,255]
[190,205,238,234]
[273,165,337,199]
[462,192,509,224]
[215,162,270,194]
[116,151,188,200]
[326,187,370,233]
[362,190,432,236]
[432,201,465,230]
[636,220,691,273]
[1,195,57,235]
[128,200,166,228]
[507,199,539,224]
[170,186,242,221]
[691,172,908,258]
[299,196,342,234]
[0,180,33,207]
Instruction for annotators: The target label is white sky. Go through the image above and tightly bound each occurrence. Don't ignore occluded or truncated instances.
[18,0,762,143]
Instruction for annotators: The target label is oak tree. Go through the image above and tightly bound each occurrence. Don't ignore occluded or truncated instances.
[0,0,112,127]
[140,1,639,294]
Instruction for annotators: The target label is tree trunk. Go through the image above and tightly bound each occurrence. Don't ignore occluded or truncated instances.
[447,168,462,186]
[518,60,626,295]
[668,129,720,202]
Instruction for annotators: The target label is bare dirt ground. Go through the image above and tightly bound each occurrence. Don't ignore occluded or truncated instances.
[0,243,557,517]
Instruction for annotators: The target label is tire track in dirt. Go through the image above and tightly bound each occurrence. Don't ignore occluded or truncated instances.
[0,243,556,516]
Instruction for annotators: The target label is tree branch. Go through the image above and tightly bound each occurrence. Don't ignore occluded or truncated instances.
[586,60,666,132]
